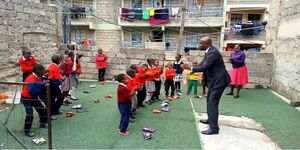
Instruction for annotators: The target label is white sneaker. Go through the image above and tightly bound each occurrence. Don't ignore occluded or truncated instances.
[71,96,78,100]
[177,92,182,96]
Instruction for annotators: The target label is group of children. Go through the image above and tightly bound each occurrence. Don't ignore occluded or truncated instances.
[19,48,82,137]
[116,55,207,135]
[19,48,206,137]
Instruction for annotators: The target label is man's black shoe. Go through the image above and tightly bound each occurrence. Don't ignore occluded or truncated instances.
[199,119,209,124]
[25,131,35,137]
[201,129,219,135]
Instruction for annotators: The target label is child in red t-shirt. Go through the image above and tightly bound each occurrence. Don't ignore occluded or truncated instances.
[21,64,47,137]
[126,69,139,121]
[135,64,149,107]
[48,55,64,116]
[116,74,133,135]
[164,62,176,98]
[145,59,156,105]
[19,49,37,81]
[152,59,163,101]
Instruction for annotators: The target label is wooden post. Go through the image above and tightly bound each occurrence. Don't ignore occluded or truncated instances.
[46,83,52,149]
[177,0,188,55]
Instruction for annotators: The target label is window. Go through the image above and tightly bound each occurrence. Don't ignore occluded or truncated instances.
[248,14,261,21]
[75,30,86,41]
[185,33,201,47]
[132,0,142,8]
[153,0,164,8]
[231,14,243,24]
[150,31,163,42]
[131,32,143,46]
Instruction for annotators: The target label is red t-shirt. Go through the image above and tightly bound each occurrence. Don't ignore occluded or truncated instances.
[136,67,148,86]
[145,67,156,82]
[21,73,43,99]
[95,53,107,69]
[126,76,139,92]
[165,68,176,80]
[48,63,62,80]
[153,66,163,79]
[117,84,132,103]
[19,56,37,73]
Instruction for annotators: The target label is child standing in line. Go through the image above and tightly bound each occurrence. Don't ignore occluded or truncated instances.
[67,52,78,100]
[59,54,72,105]
[173,55,184,96]
[152,59,163,101]
[135,64,149,107]
[21,64,47,137]
[164,62,176,98]
[145,59,156,105]
[126,69,139,121]
[186,62,202,99]
[19,48,37,81]
[116,74,133,135]
[48,55,65,116]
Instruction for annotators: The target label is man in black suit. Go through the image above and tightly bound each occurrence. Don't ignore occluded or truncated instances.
[181,37,230,135]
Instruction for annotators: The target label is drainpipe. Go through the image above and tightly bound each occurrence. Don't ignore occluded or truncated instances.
[220,0,227,51]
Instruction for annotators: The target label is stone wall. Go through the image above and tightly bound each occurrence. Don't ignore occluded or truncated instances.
[0,0,63,81]
[79,47,165,80]
[266,0,300,106]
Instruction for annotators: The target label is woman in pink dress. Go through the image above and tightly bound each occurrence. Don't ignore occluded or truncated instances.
[227,44,248,98]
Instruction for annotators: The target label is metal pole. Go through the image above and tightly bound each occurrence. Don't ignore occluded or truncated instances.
[177,0,188,55]
[46,83,52,149]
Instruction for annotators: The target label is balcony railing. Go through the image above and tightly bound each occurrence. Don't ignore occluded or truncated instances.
[120,41,145,49]
[119,7,223,25]
[187,7,223,17]
[120,41,220,51]
[70,6,96,19]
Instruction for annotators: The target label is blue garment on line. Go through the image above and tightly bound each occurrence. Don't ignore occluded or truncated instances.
[134,9,143,19]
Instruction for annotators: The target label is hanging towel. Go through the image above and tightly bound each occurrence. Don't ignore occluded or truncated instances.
[121,8,129,19]
[128,9,135,19]
[134,9,143,19]
[150,9,155,16]
[161,8,169,19]
[142,9,150,19]
[154,9,162,19]
[171,7,180,16]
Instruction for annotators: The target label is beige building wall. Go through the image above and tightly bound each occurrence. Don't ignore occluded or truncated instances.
[266,0,300,106]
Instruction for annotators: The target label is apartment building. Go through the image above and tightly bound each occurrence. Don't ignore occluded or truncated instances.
[69,0,224,53]
[224,0,270,52]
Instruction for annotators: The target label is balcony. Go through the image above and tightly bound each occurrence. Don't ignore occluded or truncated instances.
[70,6,97,29]
[118,7,224,27]
[224,21,266,44]
[227,0,270,5]
[119,41,220,52]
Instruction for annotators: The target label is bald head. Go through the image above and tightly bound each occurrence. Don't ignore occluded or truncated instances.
[199,36,212,50]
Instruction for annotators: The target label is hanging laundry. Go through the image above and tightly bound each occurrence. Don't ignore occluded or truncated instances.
[234,25,242,32]
[161,8,169,19]
[154,9,162,19]
[128,9,135,19]
[134,9,143,19]
[83,40,88,46]
[150,9,155,16]
[142,9,150,20]
[171,7,180,17]
[149,16,170,25]
[121,8,129,19]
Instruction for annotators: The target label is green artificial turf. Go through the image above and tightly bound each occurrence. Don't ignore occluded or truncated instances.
[191,87,300,149]
[1,81,300,149]
[0,82,202,149]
